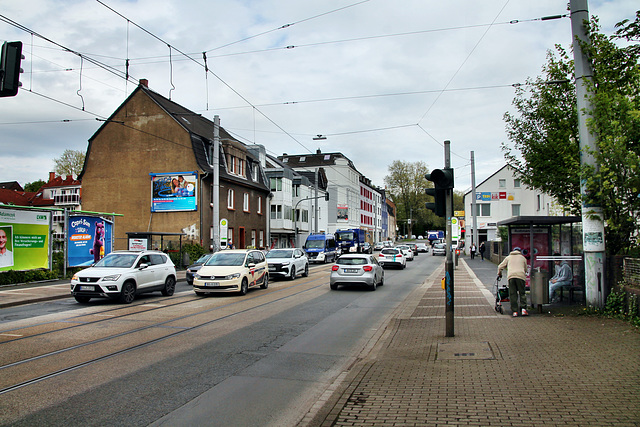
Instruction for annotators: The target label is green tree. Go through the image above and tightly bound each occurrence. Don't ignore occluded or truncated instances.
[54,149,85,177]
[502,13,640,255]
[24,180,46,192]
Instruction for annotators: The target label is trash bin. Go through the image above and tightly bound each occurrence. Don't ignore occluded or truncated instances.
[530,268,549,306]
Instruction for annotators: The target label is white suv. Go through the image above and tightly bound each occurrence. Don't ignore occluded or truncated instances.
[71,250,177,304]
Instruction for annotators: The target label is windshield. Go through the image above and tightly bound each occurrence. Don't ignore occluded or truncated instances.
[205,253,246,266]
[94,253,138,268]
[335,232,354,241]
[306,240,325,249]
[195,254,212,264]
[434,244,445,249]
[267,249,293,259]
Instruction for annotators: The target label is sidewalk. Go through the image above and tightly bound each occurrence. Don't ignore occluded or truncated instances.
[0,271,187,309]
[305,257,640,426]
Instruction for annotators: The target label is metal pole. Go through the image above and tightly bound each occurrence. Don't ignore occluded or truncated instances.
[314,168,319,233]
[570,0,605,307]
[444,140,454,337]
[471,151,478,247]
[212,115,221,252]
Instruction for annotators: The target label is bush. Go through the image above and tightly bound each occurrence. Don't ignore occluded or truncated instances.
[0,269,58,286]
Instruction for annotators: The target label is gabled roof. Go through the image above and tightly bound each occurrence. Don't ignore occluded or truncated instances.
[81,83,269,193]
[41,175,81,189]
[0,181,23,191]
[0,189,54,207]
[278,151,360,174]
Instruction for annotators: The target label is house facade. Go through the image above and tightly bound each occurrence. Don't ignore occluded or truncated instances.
[463,164,562,247]
[79,80,270,251]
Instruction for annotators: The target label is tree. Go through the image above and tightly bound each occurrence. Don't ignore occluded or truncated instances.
[54,149,85,177]
[502,13,640,255]
[24,180,46,192]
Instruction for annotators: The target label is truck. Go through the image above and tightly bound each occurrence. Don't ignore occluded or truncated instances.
[335,228,366,254]
[303,233,338,263]
[427,230,440,243]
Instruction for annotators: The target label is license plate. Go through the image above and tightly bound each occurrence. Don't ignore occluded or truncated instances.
[344,268,358,273]
[205,282,219,287]
[79,285,94,291]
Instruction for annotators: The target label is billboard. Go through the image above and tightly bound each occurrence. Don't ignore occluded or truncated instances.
[0,208,50,271]
[67,216,113,267]
[151,171,198,212]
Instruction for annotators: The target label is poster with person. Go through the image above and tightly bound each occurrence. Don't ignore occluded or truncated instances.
[150,171,198,212]
[0,208,50,271]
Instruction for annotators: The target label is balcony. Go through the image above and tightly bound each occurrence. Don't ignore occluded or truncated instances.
[54,194,80,206]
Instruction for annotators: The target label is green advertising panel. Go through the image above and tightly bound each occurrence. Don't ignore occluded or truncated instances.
[0,208,51,271]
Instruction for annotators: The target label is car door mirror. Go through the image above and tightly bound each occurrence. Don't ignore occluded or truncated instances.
[138,263,149,270]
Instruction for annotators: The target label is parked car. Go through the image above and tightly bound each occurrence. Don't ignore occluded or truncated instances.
[362,242,373,254]
[373,242,385,251]
[415,243,429,253]
[266,248,309,280]
[378,248,406,269]
[432,243,446,256]
[185,253,213,286]
[417,235,424,240]
[71,250,177,304]
[330,254,384,291]
[396,244,414,261]
[193,249,268,296]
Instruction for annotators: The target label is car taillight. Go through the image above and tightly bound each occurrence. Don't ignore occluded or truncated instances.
[379,253,385,258]
[363,265,373,272]
[332,265,339,271]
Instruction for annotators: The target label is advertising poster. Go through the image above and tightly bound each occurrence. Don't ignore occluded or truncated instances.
[67,216,113,267]
[0,208,50,271]
[151,171,198,212]
[511,229,550,286]
[337,205,348,222]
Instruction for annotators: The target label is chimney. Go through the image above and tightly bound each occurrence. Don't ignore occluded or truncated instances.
[49,172,55,182]
[139,79,149,88]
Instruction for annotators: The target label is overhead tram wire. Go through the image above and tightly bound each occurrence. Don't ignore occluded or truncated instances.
[94,0,313,155]
[204,0,371,53]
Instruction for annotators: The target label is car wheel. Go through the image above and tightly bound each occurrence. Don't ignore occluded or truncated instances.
[369,281,377,291]
[74,295,91,303]
[162,276,176,296]
[119,282,136,304]
[330,283,338,290]
[302,263,309,277]
[239,278,249,295]
[378,272,384,286]
[260,273,269,289]
[289,266,296,280]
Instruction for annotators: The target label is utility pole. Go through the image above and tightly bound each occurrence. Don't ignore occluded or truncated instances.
[471,151,478,248]
[212,115,221,252]
[570,0,606,307]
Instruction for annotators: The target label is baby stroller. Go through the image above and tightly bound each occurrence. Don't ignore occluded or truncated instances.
[494,276,509,314]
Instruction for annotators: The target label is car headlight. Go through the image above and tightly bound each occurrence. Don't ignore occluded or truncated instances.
[281,261,290,266]
[226,273,241,280]
[71,274,78,281]
[102,274,121,281]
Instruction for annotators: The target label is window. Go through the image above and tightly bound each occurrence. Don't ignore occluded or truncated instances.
[227,189,235,209]
[474,203,491,216]
[259,231,264,248]
[243,193,249,212]
[228,155,236,174]
[512,204,521,216]
[257,196,262,214]
[499,179,506,188]
[228,228,234,246]
[537,195,541,211]
[251,230,256,247]
[514,179,521,188]
[270,177,282,192]
[271,204,282,219]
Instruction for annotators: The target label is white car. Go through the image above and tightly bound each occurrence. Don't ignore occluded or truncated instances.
[71,250,177,304]
[395,245,414,261]
[193,249,268,296]
[378,248,407,269]
[266,248,309,280]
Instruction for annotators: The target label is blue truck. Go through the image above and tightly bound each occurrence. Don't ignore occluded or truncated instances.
[303,233,338,263]
[335,228,366,254]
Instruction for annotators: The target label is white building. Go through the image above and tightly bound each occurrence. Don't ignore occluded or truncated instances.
[463,165,562,247]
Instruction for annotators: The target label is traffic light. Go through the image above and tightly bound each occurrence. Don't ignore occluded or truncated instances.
[425,168,454,217]
[1,41,24,97]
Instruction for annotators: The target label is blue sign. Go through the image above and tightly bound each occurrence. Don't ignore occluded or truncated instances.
[151,172,198,212]
[68,216,113,267]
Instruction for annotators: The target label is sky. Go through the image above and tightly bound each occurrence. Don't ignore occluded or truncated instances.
[0,0,637,193]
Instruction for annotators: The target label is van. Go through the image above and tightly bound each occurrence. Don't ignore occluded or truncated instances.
[304,234,338,263]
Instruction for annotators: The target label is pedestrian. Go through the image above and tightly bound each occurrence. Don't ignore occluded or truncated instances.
[548,254,573,303]
[470,243,476,260]
[497,247,529,317]
[479,242,486,261]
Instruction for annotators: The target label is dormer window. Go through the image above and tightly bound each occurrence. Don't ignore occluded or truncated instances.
[227,154,246,178]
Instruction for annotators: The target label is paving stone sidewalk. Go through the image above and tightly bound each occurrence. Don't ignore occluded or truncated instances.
[304,258,640,426]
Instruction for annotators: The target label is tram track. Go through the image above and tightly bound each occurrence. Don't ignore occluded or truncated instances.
[0,271,331,396]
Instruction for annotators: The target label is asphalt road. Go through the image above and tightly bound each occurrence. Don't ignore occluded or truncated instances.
[0,253,442,426]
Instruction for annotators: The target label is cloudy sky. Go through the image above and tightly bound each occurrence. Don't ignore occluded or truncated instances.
[1,0,637,193]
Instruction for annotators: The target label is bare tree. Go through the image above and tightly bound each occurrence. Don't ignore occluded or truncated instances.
[54,149,85,177]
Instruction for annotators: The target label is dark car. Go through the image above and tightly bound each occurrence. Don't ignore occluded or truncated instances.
[362,242,373,254]
[186,253,213,285]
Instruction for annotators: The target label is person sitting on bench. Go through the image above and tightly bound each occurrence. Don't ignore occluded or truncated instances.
[549,255,573,303]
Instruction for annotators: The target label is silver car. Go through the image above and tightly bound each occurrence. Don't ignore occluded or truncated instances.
[432,243,446,256]
[330,254,384,291]
[266,248,309,280]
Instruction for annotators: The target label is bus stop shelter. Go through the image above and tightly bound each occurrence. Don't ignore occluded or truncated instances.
[497,216,584,306]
